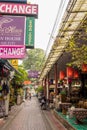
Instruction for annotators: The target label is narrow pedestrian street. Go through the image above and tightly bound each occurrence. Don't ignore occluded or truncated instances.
[0,97,66,130]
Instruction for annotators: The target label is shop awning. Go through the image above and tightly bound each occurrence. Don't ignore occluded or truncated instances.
[0,59,20,74]
[39,0,87,81]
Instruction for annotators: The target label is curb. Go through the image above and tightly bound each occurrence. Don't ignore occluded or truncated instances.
[42,109,67,130]
[53,110,76,130]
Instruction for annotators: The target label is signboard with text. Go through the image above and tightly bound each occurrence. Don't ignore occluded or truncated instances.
[0,16,25,46]
[0,2,38,18]
[28,70,39,78]
[26,17,35,48]
[0,45,25,59]
[11,59,18,70]
[0,0,27,3]
[11,59,18,66]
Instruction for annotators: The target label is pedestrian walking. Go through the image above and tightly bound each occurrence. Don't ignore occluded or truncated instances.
[2,81,9,117]
[29,93,31,100]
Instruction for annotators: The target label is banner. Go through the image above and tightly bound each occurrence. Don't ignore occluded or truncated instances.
[0,2,38,18]
[0,45,25,59]
[28,70,39,78]
[26,17,35,48]
[0,16,25,46]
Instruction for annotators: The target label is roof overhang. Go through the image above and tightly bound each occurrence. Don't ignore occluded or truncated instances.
[39,0,87,81]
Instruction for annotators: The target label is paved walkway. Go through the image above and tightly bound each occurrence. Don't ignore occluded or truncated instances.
[0,97,66,130]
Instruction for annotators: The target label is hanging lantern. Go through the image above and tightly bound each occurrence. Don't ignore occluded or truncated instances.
[67,67,74,78]
[82,64,87,72]
[73,70,79,79]
[59,71,65,80]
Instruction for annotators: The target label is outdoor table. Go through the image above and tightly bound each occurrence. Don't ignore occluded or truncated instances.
[59,102,72,114]
[68,108,87,124]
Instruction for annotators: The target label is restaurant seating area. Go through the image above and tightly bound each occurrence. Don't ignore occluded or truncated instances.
[52,85,87,129]
[54,110,87,130]
[51,94,87,130]
[45,66,87,128]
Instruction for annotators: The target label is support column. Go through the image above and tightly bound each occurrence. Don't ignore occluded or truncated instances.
[47,74,50,100]
[54,63,58,96]
[44,78,46,97]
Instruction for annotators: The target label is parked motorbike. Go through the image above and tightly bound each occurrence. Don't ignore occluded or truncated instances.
[40,96,46,110]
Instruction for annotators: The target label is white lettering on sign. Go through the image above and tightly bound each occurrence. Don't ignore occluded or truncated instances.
[0,48,24,55]
[0,45,25,59]
[0,17,22,36]
[0,3,38,17]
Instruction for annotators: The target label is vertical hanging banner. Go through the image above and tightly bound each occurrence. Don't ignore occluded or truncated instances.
[26,17,35,48]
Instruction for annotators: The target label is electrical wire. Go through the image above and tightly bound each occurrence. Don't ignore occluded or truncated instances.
[40,0,70,67]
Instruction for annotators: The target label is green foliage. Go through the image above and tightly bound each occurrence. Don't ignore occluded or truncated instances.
[36,86,43,93]
[60,91,66,95]
[66,38,87,68]
[14,65,28,85]
[23,48,45,71]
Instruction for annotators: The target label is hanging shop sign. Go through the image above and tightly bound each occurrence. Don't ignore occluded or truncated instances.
[11,59,18,70]
[0,45,25,59]
[0,0,27,3]
[11,59,18,66]
[28,70,39,78]
[0,16,25,46]
[0,2,38,18]
[26,17,35,48]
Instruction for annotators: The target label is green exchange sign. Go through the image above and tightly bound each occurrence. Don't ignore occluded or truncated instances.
[26,17,35,48]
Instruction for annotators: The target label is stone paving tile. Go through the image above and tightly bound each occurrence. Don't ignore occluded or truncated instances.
[0,97,67,130]
[42,109,67,130]
[1,97,47,130]
[0,102,24,129]
[0,118,5,126]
